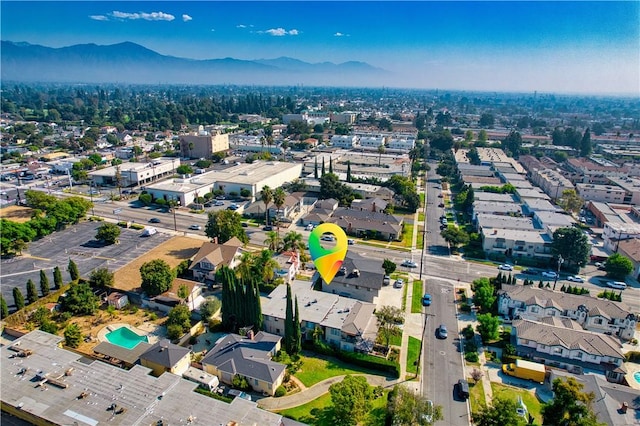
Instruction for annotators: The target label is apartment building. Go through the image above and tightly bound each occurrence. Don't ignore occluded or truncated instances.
[330,135,358,148]
[576,183,626,204]
[529,168,574,200]
[607,176,640,205]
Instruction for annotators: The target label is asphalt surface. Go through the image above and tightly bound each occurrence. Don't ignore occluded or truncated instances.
[1,220,170,311]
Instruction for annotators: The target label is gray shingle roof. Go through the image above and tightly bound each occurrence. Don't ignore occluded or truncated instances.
[329,252,385,290]
[139,339,191,368]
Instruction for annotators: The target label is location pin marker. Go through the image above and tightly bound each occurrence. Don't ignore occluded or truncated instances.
[308,223,348,285]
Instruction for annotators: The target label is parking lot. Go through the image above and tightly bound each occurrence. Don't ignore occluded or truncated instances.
[1,221,171,310]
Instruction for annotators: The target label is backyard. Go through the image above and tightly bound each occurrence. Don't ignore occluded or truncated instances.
[491,382,543,424]
[294,354,385,387]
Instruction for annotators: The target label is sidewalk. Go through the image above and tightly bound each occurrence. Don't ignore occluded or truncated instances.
[257,374,396,411]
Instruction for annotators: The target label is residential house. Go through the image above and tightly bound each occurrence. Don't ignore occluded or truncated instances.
[273,251,301,283]
[262,280,378,353]
[139,339,191,377]
[189,237,244,282]
[351,197,388,213]
[319,252,386,303]
[617,238,640,280]
[511,318,626,383]
[144,278,204,314]
[498,285,637,340]
[106,291,128,310]
[201,332,285,396]
[301,198,339,226]
[327,207,404,241]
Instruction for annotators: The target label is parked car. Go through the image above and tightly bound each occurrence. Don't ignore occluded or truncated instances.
[213,200,225,206]
[422,400,434,423]
[347,239,356,245]
[498,264,514,271]
[436,324,448,339]
[148,217,161,223]
[383,275,391,286]
[401,260,418,268]
[393,278,404,288]
[456,379,470,400]
[607,281,627,290]
[438,203,445,208]
[541,271,558,279]
[567,275,585,283]
[188,224,202,231]
[421,293,432,307]
[241,222,249,227]
[595,262,606,270]
[321,234,335,242]
[215,195,226,200]
[305,224,314,231]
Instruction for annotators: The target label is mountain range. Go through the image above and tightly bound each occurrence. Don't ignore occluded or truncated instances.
[1,41,391,86]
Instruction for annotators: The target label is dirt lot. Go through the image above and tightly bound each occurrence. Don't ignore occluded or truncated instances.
[0,205,33,223]
[113,236,202,291]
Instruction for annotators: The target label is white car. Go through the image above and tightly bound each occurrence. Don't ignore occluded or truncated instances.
[567,275,585,283]
[320,234,335,242]
[401,260,418,268]
[188,224,202,231]
[607,281,627,290]
[498,264,514,271]
[393,278,404,288]
[541,271,558,279]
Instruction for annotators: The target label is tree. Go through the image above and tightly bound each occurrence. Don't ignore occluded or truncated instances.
[479,113,495,128]
[53,266,63,289]
[13,287,25,310]
[204,209,249,244]
[39,269,50,297]
[551,227,590,269]
[68,258,80,281]
[476,313,500,342]
[542,377,605,426]
[580,127,592,157]
[314,157,318,179]
[273,187,286,235]
[282,231,305,253]
[176,164,193,175]
[470,368,484,384]
[478,129,488,142]
[605,253,633,280]
[114,165,123,198]
[329,375,374,426]
[284,283,296,353]
[474,396,526,426]
[329,156,334,174]
[292,296,301,355]
[346,160,352,182]
[472,278,496,313]
[441,227,470,250]
[140,259,174,296]
[26,279,38,305]
[96,222,121,245]
[264,230,282,252]
[502,130,522,157]
[375,305,404,349]
[377,144,386,166]
[389,385,443,425]
[382,259,397,275]
[557,189,583,214]
[261,185,272,225]
[199,296,221,320]
[59,282,99,315]
[89,267,114,288]
[177,284,189,302]
[167,305,191,334]
[1,295,8,319]
[319,172,355,206]
[322,157,326,175]
[64,323,82,348]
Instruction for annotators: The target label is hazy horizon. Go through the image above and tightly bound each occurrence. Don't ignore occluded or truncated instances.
[2,1,639,95]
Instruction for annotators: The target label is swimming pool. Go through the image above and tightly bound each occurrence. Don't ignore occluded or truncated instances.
[634,371,640,384]
[105,327,148,350]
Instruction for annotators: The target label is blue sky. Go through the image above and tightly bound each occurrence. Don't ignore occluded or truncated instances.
[2,1,639,94]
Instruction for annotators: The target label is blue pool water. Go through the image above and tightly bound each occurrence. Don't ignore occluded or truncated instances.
[105,327,148,350]
[634,371,640,384]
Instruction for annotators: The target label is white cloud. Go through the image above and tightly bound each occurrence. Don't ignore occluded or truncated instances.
[182,14,192,22]
[90,15,108,21]
[263,28,299,36]
[334,32,344,37]
[111,11,175,21]
[211,29,216,32]
[236,24,247,28]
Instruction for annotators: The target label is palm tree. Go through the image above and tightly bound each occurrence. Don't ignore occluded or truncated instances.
[377,144,386,166]
[261,185,272,226]
[273,187,286,239]
[283,231,305,253]
[236,251,255,280]
[264,231,282,252]
[188,141,194,159]
[254,249,279,283]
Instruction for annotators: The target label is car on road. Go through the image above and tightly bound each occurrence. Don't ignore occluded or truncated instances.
[521,268,538,275]
[227,203,239,210]
[213,200,225,206]
[241,222,249,227]
[148,218,161,223]
[541,271,558,279]
[436,324,448,339]
[421,293,432,307]
[456,379,470,400]
[498,264,514,271]
[305,224,314,231]
[438,203,445,208]
[321,234,335,242]
[188,224,202,231]
[393,278,404,288]
[263,225,273,231]
[347,239,355,245]
[401,260,418,268]
[567,275,585,283]
[607,281,627,290]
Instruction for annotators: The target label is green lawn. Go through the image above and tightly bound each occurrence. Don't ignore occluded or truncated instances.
[294,355,381,387]
[278,389,390,426]
[491,382,542,425]
[388,330,402,347]
[406,336,421,375]
[416,226,424,250]
[418,212,425,222]
[469,379,487,416]
[403,223,414,248]
[411,279,424,313]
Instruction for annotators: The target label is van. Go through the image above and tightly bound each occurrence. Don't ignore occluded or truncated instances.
[456,379,469,400]
[142,227,157,236]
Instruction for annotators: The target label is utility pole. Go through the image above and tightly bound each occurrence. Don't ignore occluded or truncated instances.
[553,255,564,291]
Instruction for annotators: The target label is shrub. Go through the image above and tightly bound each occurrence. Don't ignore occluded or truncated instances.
[117,221,128,228]
[167,324,184,340]
[462,325,475,340]
[274,386,286,397]
[130,223,145,230]
[148,312,158,321]
[465,352,479,362]
[232,374,251,391]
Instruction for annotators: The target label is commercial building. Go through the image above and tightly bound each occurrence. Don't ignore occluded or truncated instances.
[179,130,229,159]
[89,157,180,188]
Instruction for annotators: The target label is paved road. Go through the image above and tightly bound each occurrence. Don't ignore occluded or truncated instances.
[425,162,450,256]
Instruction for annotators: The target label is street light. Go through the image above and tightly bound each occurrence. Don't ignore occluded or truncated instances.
[553,255,564,291]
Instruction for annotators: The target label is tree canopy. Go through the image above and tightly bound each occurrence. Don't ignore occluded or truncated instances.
[329,375,374,426]
[218,266,262,332]
[551,227,590,269]
[140,259,174,297]
[89,267,114,289]
[388,385,443,425]
[471,278,496,313]
[476,313,500,343]
[473,396,526,426]
[204,210,249,244]
[95,222,121,245]
[604,253,633,280]
[541,377,605,426]
[59,282,99,315]
[382,259,397,275]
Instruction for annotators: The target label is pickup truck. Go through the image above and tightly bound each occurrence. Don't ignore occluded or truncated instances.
[502,359,546,383]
